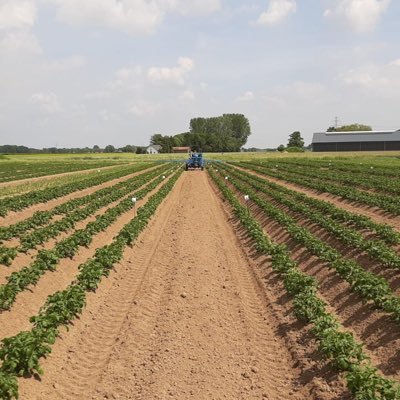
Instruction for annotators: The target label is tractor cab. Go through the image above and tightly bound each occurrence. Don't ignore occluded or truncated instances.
[185,152,205,170]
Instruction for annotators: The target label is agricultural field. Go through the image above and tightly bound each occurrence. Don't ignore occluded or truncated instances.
[0,153,400,399]
[0,155,133,183]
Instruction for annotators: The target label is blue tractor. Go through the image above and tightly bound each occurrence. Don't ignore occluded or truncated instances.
[185,152,205,170]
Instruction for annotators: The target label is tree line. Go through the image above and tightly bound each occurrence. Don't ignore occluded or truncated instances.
[0,144,146,154]
[150,113,251,153]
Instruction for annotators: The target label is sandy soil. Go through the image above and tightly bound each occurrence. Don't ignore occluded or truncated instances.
[18,171,311,400]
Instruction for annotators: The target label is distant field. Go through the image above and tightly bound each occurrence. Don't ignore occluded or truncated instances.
[0,156,129,183]
[2,150,400,163]
[1,151,400,187]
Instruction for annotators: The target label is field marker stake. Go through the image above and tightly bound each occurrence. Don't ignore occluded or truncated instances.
[132,197,137,216]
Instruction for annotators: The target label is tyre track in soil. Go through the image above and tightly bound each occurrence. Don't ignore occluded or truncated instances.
[0,173,175,341]
[0,164,159,226]
[19,171,309,400]
[213,187,351,400]
[235,166,400,231]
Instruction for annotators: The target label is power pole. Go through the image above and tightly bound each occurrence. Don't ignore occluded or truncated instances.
[334,116,339,129]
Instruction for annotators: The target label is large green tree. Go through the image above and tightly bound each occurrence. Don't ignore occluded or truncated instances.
[189,113,251,152]
[104,145,115,153]
[287,131,304,148]
[150,113,251,153]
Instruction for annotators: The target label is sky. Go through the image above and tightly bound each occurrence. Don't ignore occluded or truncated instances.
[0,0,399,149]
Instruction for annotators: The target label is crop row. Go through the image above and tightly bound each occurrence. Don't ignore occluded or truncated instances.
[0,167,175,310]
[226,163,400,245]
[0,160,124,183]
[208,167,400,400]
[268,161,400,196]
[268,158,400,179]
[216,165,400,323]
[0,162,157,217]
[0,165,171,266]
[0,167,183,400]
[0,164,160,242]
[239,161,400,215]
[223,164,400,268]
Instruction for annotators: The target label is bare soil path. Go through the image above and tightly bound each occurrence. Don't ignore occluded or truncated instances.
[19,171,308,400]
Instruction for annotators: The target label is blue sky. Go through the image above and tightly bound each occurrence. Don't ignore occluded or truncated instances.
[0,0,399,148]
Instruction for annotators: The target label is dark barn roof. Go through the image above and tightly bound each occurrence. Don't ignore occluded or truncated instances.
[312,130,400,143]
[311,130,400,152]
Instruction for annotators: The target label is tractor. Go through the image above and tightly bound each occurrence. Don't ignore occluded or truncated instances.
[185,152,205,170]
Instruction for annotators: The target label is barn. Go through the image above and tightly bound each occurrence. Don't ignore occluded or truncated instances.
[172,146,191,153]
[312,130,400,152]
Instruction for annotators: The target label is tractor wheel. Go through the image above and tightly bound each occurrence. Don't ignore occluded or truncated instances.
[185,164,189,171]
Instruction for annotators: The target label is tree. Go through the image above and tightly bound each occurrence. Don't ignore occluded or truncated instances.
[189,113,251,152]
[277,145,285,152]
[92,145,100,152]
[136,146,145,154]
[327,123,372,132]
[104,145,115,153]
[287,131,304,148]
[147,113,251,153]
[150,134,163,146]
[120,145,136,153]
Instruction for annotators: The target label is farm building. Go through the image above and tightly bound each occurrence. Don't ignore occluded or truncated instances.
[312,130,400,152]
[172,146,191,153]
[146,145,162,154]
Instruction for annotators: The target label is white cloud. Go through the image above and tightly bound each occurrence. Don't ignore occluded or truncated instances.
[389,59,400,67]
[71,104,87,118]
[0,1,36,30]
[115,66,143,81]
[339,61,400,96]
[85,90,110,100]
[129,100,160,116]
[147,57,194,85]
[0,1,40,56]
[289,81,326,99]
[100,109,119,122]
[45,55,86,71]
[46,0,222,35]
[324,0,390,33]
[180,90,195,101]
[262,95,286,107]
[30,92,62,114]
[0,30,41,54]
[109,66,143,89]
[236,91,255,101]
[48,0,164,35]
[165,0,221,15]
[256,0,296,27]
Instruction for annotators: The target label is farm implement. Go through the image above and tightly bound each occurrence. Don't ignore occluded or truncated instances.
[185,152,205,170]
